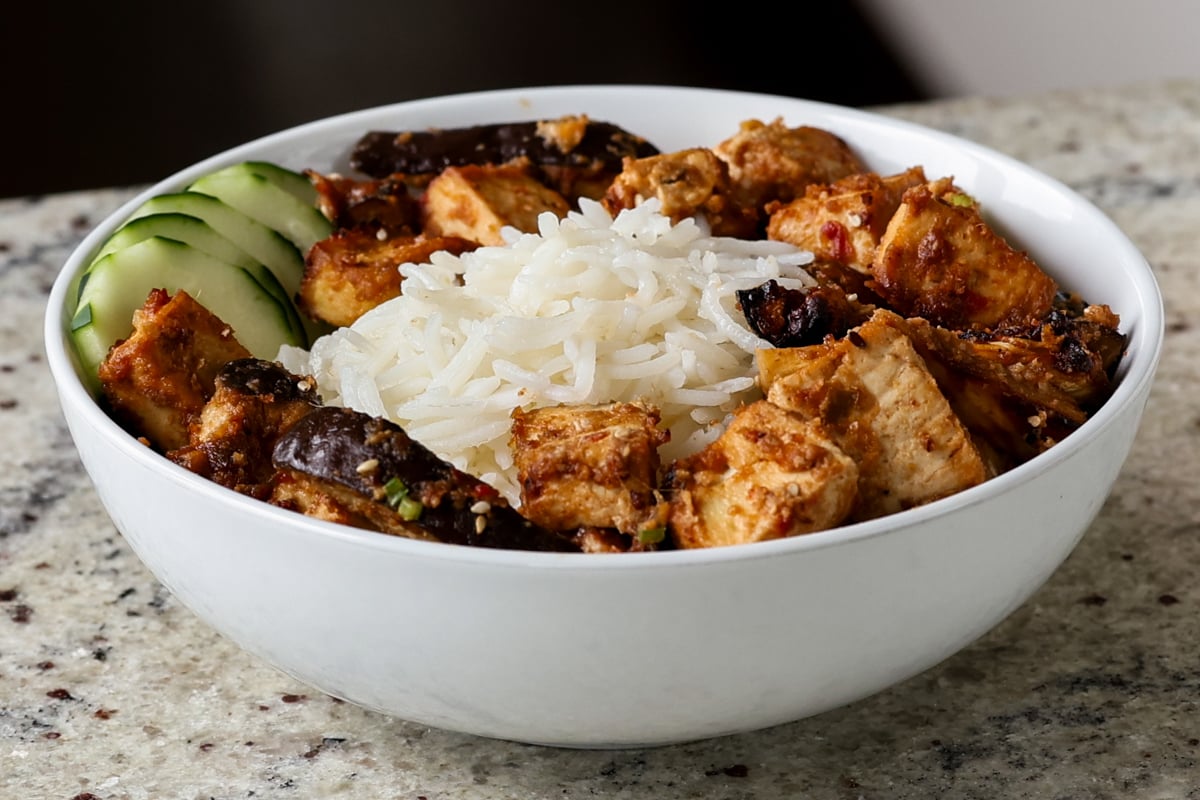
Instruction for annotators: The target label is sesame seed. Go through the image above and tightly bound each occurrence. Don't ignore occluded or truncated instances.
[356,459,379,474]
[474,515,487,534]
[470,501,491,514]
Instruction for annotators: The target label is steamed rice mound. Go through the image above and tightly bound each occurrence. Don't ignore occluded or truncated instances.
[278,199,816,505]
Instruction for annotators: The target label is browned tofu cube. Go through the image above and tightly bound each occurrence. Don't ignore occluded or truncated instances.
[97,289,251,452]
[300,228,476,327]
[666,400,859,549]
[759,309,988,521]
[714,118,867,213]
[269,473,378,531]
[511,401,670,537]
[166,359,322,498]
[871,177,1059,330]
[306,170,421,232]
[766,166,927,274]
[602,148,758,237]
[420,164,570,246]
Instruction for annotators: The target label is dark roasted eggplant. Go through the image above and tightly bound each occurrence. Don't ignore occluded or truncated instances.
[737,279,873,348]
[272,406,581,552]
[350,116,660,180]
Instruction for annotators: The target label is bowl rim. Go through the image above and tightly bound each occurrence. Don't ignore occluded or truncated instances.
[44,83,1166,571]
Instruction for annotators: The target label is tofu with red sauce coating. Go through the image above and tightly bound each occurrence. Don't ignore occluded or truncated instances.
[666,399,859,549]
[166,358,322,500]
[510,401,670,539]
[714,118,867,214]
[870,177,1059,330]
[766,167,927,273]
[97,289,251,452]
[420,164,570,246]
[758,309,989,521]
[602,148,759,238]
[299,228,476,327]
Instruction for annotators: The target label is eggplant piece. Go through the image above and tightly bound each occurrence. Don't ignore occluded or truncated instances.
[272,406,580,552]
[350,116,660,179]
[737,279,873,348]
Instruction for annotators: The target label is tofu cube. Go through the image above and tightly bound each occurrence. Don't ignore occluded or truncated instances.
[420,164,569,246]
[511,401,669,536]
[766,166,927,273]
[759,309,988,520]
[300,228,476,327]
[713,117,867,212]
[167,359,321,498]
[98,289,251,451]
[603,147,757,237]
[871,177,1059,329]
[666,400,859,549]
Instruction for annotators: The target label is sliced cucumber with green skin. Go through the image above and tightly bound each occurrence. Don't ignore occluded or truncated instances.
[243,160,318,206]
[71,236,302,384]
[93,211,259,266]
[85,212,308,346]
[125,191,305,300]
[189,163,333,254]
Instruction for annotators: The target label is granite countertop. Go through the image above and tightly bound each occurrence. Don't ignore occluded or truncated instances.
[2,80,1198,799]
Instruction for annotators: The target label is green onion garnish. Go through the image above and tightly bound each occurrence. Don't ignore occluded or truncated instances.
[637,526,666,545]
[383,477,422,521]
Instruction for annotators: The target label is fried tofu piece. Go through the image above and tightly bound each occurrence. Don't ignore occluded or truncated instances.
[666,400,859,548]
[602,148,759,237]
[306,170,420,232]
[268,473,377,530]
[759,309,988,521]
[904,308,1124,472]
[766,167,927,273]
[511,401,670,539]
[871,177,1059,330]
[97,289,251,452]
[299,228,477,327]
[714,118,867,213]
[420,164,570,246]
[166,359,322,499]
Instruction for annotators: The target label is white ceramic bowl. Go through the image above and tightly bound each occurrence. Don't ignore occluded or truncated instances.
[45,86,1163,748]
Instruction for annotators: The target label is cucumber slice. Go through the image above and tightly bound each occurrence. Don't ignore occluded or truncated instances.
[87,212,308,346]
[125,192,305,300]
[243,160,318,206]
[94,211,257,266]
[71,237,301,383]
[189,163,333,254]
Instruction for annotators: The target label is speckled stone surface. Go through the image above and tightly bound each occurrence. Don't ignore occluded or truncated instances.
[3,80,1199,799]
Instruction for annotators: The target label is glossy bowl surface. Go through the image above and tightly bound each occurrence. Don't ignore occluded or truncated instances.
[45,85,1163,748]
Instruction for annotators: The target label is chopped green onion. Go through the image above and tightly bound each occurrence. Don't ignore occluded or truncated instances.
[396,496,423,521]
[383,477,408,506]
[947,192,975,208]
[637,526,666,545]
[383,477,422,521]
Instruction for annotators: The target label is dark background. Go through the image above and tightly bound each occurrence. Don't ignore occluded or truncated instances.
[3,1,926,198]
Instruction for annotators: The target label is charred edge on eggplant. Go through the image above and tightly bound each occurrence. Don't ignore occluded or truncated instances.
[737,279,870,348]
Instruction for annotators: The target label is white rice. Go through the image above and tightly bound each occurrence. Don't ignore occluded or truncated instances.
[278,198,815,505]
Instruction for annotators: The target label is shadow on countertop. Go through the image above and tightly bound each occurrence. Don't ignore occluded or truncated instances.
[5,0,926,198]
